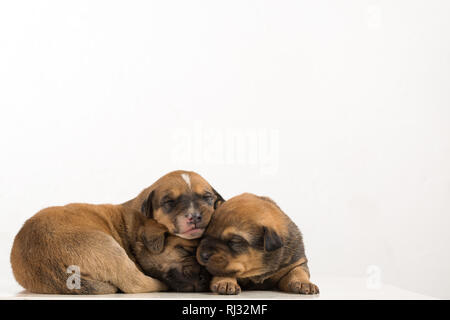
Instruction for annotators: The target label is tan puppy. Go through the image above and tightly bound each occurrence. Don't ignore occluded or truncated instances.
[196,193,319,295]
[10,203,203,294]
[123,170,224,240]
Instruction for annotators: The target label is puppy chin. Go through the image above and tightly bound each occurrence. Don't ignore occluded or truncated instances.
[176,228,205,239]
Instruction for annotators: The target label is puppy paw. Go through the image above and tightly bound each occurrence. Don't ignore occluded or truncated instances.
[287,281,319,295]
[211,279,241,295]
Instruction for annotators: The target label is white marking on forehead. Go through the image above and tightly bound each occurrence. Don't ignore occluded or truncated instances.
[181,173,191,189]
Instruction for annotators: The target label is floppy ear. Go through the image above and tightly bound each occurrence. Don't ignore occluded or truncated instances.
[212,187,225,209]
[140,220,168,254]
[263,226,283,252]
[141,190,155,218]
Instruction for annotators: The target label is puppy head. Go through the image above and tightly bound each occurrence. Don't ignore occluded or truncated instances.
[197,193,294,279]
[140,170,224,239]
[135,220,210,292]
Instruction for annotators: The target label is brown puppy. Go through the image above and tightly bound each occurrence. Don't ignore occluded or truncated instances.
[123,170,224,240]
[196,193,319,295]
[10,203,203,294]
[134,229,210,292]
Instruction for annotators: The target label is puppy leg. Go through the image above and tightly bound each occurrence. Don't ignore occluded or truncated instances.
[64,231,167,294]
[210,276,241,295]
[111,257,168,293]
[79,277,119,294]
[278,265,319,295]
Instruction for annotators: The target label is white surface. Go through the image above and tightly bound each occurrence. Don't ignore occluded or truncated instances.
[0,277,435,300]
[1,1,450,299]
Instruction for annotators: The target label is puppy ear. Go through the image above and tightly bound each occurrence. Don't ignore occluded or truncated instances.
[141,220,168,254]
[141,190,155,218]
[212,188,225,209]
[263,226,283,252]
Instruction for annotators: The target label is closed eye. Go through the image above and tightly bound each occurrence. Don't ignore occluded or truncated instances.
[202,192,214,203]
[161,197,176,208]
[228,236,248,251]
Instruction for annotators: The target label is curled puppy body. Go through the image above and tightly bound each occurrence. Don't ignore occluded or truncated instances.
[123,170,224,240]
[11,203,196,294]
[133,221,210,292]
[196,193,319,295]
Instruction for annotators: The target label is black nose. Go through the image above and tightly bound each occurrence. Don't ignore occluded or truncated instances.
[192,212,202,224]
[200,251,212,263]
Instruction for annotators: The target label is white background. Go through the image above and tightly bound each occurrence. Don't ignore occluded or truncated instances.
[1,0,449,298]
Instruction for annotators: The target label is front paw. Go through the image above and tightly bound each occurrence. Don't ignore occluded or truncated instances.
[287,281,319,295]
[211,279,241,295]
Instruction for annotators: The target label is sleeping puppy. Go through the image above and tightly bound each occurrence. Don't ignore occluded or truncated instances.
[134,221,210,292]
[123,170,224,240]
[10,204,205,294]
[196,193,319,295]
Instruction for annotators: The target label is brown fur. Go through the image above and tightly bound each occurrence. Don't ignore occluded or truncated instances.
[197,193,319,295]
[134,231,210,292]
[10,203,206,294]
[123,170,223,239]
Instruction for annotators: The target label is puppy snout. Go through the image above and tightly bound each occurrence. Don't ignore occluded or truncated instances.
[192,212,202,223]
[200,251,212,263]
[186,212,202,224]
